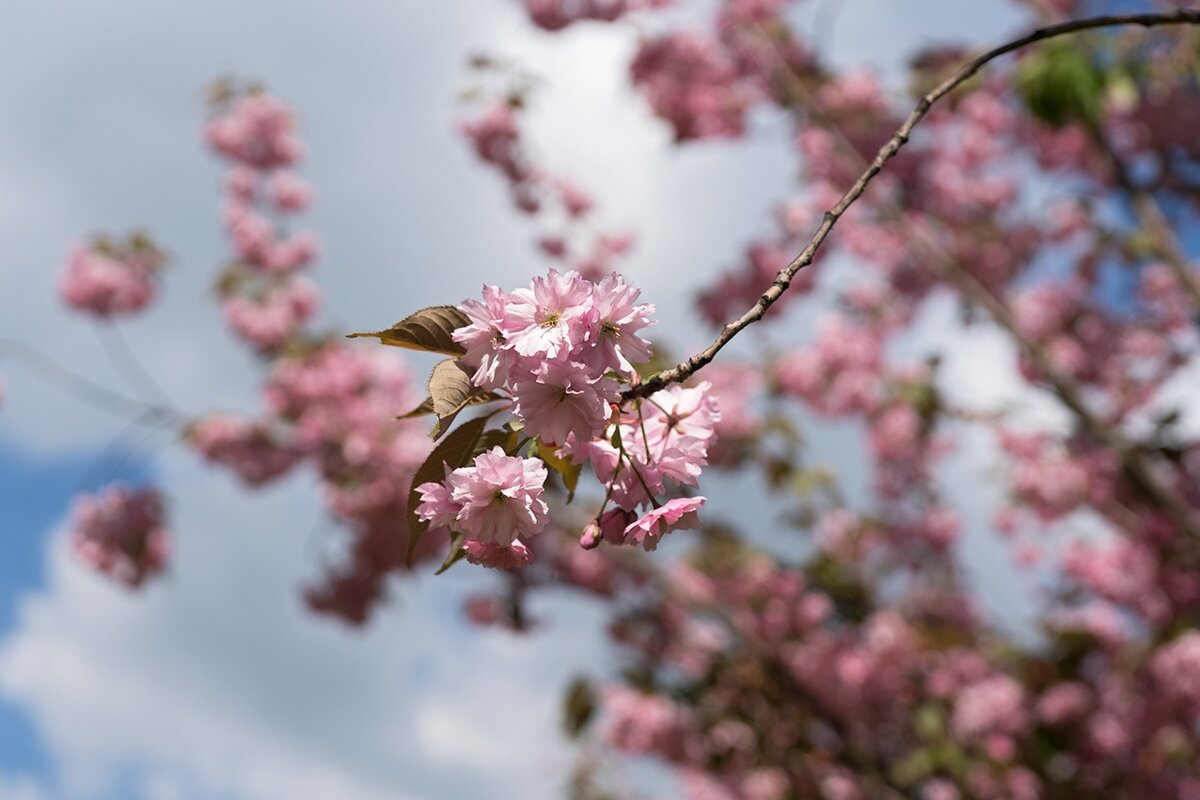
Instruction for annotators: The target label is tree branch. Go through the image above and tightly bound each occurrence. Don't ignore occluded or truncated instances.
[0,337,181,425]
[623,8,1200,401]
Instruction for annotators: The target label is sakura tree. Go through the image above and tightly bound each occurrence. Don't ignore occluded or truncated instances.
[12,1,1200,798]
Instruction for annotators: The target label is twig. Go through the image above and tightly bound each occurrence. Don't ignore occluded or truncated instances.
[623,8,1200,401]
[94,324,179,409]
[73,408,176,492]
[0,337,180,425]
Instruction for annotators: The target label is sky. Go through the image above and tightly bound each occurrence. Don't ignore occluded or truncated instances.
[0,1,1064,798]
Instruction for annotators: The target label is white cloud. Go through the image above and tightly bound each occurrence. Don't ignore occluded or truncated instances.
[0,456,611,800]
[0,0,1024,455]
[907,290,1072,433]
[0,771,47,800]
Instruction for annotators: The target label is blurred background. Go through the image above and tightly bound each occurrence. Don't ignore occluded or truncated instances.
[0,1,1090,798]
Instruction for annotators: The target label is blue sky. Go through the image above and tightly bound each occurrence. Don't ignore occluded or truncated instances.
[0,1,1125,797]
[0,442,153,788]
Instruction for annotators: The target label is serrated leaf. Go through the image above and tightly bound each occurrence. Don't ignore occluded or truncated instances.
[538,439,581,502]
[348,305,470,356]
[398,390,504,421]
[398,397,437,419]
[406,415,490,565]
[428,359,478,440]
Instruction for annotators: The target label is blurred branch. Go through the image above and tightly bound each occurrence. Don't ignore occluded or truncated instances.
[93,324,179,409]
[623,8,1200,401]
[0,337,181,426]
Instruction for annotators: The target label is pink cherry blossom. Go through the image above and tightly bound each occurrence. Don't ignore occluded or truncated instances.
[268,171,314,212]
[454,284,519,389]
[951,674,1029,743]
[204,92,304,169]
[221,276,320,350]
[444,447,549,544]
[624,496,706,551]
[462,539,535,570]
[57,241,162,318]
[188,414,302,486]
[1151,632,1200,709]
[514,360,617,445]
[504,268,596,359]
[67,485,170,588]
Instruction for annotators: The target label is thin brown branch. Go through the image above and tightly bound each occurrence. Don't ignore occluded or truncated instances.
[624,8,1200,401]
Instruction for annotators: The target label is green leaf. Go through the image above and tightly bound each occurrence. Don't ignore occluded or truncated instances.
[477,426,520,457]
[1016,41,1106,128]
[538,439,581,501]
[348,305,470,356]
[406,415,490,565]
[890,747,935,788]
[561,677,596,738]
[914,704,945,741]
[434,531,469,575]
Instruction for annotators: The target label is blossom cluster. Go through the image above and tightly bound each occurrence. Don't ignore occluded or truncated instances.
[416,447,549,568]
[186,414,302,487]
[522,0,674,31]
[205,86,321,350]
[187,89,438,622]
[454,268,653,440]
[411,268,717,566]
[630,32,753,142]
[57,233,166,318]
[571,383,718,548]
[187,342,436,622]
[67,485,170,588]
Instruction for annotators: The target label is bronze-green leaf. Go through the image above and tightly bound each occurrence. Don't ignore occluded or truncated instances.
[406,415,489,565]
[428,359,478,439]
[476,426,521,457]
[348,305,470,356]
[398,390,505,421]
[398,397,436,419]
[538,439,581,502]
[434,531,469,575]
